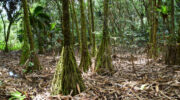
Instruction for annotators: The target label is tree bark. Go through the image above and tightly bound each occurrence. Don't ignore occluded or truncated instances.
[90,0,96,57]
[51,0,85,95]
[177,20,180,64]
[165,0,176,65]
[71,0,81,52]
[148,0,158,58]
[20,17,30,65]
[4,22,12,52]
[79,0,91,72]
[22,0,41,71]
[88,0,93,48]
[95,0,113,74]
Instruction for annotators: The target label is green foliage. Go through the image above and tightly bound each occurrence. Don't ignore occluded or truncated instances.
[0,42,22,51]
[33,6,44,15]
[161,5,168,14]
[157,5,168,14]
[30,10,50,29]
[17,28,25,43]
[167,33,177,45]
[22,62,34,73]
[9,91,26,100]
[17,34,23,42]
[50,22,56,30]
[30,6,51,30]
[28,62,34,67]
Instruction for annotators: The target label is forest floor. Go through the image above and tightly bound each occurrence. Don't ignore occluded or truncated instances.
[0,47,180,100]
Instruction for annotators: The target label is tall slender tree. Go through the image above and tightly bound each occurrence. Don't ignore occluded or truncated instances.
[165,0,176,64]
[51,0,85,95]
[90,0,96,57]
[79,0,91,72]
[71,0,81,52]
[20,19,30,65]
[177,20,180,64]
[95,0,113,74]
[152,0,158,58]
[22,0,41,70]
[148,0,158,58]
[87,0,93,48]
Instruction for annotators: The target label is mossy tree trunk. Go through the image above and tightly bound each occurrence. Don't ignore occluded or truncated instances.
[70,1,75,46]
[165,0,176,65]
[4,22,12,52]
[22,0,41,71]
[87,0,93,48]
[95,0,113,74]
[20,19,30,65]
[148,0,153,51]
[71,0,81,52]
[90,0,96,57]
[148,0,158,58]
[79,0,91,72]
[152,1,158,58]
[177,20,180,65]
[51,0,85,96]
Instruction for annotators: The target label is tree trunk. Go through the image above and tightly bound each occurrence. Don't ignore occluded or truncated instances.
[51,0,85,96]
[4,22,12,52]
[20,17,30,65]
[71,0,81,52]
[177,20,180,65]
[90,0,96,57]
[95,0,113,74]
[148,0,158,58]
[79,0,91,72]
[22,0,41,71]
[152,0,158,57]
[165,0,176,65]
[87,0,93,48]
[70,1,75,46]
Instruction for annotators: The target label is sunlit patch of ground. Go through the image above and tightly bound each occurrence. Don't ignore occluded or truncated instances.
[0,48,180,100]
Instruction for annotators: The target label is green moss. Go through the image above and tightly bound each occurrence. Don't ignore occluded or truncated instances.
[95,36,113,74]
[176,21,180,65]
[51,46,85,96]
[32,53,41,70]
[22,0,41,71]
[79,0,92,72]
[91,42,96,57]
[20,41,30,65]
[95,0,113,74]
[79,50,91,72]
[51,48,64,95]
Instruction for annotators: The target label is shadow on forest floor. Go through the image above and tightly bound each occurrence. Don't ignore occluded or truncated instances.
[0,48,180,100]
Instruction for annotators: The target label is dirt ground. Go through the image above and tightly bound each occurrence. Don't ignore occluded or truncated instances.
[0,48,180,100]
